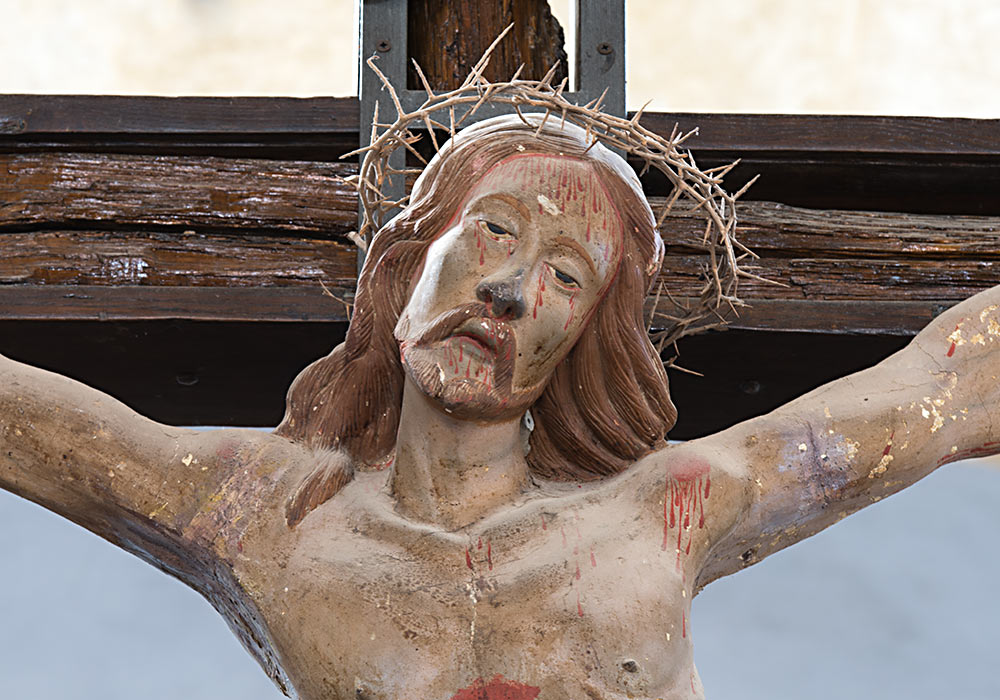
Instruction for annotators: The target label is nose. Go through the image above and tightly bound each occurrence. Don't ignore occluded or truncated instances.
[476,276,525,320]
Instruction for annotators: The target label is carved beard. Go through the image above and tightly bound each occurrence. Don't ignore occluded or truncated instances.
[397,303,544,421]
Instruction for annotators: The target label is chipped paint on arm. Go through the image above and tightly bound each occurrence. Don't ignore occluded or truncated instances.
[691,287,1000,588]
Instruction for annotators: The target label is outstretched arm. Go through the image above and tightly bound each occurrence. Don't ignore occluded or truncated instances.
[694,287,1000,588]
[0,354,300,577]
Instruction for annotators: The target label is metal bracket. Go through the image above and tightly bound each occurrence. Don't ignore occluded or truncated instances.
[357,0,625,269]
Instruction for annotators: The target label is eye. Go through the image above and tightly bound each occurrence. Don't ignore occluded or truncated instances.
[551,267,579,288]
[479,220,515,241]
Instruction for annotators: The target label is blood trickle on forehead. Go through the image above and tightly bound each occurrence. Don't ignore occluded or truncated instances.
[473,154,623,266]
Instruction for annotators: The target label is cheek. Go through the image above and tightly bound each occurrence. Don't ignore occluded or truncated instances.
[521,272,589,360]
[526,268,590,335]
[407,229,472,310]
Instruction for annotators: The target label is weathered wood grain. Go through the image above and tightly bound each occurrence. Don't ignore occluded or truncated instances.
[0,153,356,235]
[656,254,1000,301]
[0,230,355,288]
[649,199,1000,303]
[2,152,998,332]
[407,0,567,90]
[721,200,1000,258]
[4,203,998,301]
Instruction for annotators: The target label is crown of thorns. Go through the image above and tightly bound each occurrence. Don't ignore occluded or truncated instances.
[343,29,762,353]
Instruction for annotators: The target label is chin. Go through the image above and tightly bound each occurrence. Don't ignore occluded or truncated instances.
[402,348,539,421]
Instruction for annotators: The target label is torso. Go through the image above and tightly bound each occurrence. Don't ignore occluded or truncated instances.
[203,444,739,700]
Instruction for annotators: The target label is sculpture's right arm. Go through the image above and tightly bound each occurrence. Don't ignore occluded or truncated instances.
[0,354,306,572]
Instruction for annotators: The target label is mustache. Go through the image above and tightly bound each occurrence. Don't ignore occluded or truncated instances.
[416,303,514,356]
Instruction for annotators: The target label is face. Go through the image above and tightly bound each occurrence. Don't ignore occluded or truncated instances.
[394,154,624,420]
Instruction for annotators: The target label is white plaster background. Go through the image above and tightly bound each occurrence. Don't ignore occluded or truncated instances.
[2,0,1000,117]
[1,1,999,699]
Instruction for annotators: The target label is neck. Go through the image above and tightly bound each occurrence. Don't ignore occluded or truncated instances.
[391,378,530,530]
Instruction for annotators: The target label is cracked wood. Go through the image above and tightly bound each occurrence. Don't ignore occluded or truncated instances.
[3,153,1000,331]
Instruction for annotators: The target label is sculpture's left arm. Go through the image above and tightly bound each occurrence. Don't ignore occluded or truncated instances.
[694,287,1000,588]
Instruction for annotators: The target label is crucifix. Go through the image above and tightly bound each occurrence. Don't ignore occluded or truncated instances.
[2,3,999,699]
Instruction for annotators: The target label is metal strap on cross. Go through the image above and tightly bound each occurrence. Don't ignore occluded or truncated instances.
[357,0,625,269]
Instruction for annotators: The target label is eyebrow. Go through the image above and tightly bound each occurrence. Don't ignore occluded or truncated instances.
[553,235,597,276]
[479,193,532,220]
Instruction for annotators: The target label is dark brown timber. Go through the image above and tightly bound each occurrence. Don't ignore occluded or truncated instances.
[406,0,567,90]
[1,148,996,332]
[0,153,355,235]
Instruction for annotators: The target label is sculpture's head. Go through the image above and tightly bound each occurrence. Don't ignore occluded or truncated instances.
[278,114,676,525]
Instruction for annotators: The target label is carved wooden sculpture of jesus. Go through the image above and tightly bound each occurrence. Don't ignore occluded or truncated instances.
[2,113,999,699]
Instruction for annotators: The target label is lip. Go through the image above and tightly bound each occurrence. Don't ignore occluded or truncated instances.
[450,318,505,356]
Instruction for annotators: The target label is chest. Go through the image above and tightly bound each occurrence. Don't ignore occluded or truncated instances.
[257,495,701,699]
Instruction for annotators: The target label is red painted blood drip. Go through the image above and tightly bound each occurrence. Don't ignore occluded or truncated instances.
[936,440,1000,467]
[487,540,493,571]
[540,514,548,530]
[682,612,687,638]
[577,590,584,617]
[449,675,540,700]
[947,324,959,356]
[532,271,547,319]
[563,291,578,331]
[590,550,597,568]
[561,527,568,548]
[575,563,581,580]
[882,431,895,457]
[661,463,712,569]
[465,548,473,570]
[477,537,483,550]
[475,228,486,266]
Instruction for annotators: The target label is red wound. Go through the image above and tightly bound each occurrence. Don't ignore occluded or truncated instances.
[450,674,540,700]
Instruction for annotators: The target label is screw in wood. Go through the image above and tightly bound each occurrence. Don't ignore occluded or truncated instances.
[376,39,392,52]
[597,42,613,55]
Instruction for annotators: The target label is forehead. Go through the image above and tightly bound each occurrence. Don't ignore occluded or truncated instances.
[465,154,623,271]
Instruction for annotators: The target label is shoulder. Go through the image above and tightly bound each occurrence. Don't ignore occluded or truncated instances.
[181,429,337,554]
[616,436,754,546]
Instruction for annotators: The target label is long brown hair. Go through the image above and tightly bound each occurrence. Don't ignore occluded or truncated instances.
[277,115,676,526]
